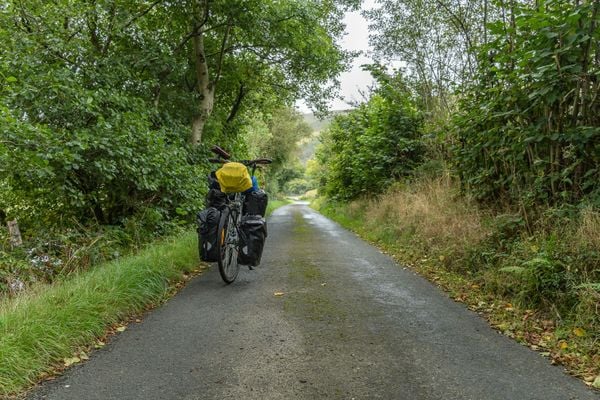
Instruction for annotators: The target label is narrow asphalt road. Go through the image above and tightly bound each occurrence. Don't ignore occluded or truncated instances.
[29,203,599,400]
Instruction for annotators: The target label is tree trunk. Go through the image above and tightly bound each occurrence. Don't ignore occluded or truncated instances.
[7,220,22,248]
[191,111,209,144]
[190,29,214,145]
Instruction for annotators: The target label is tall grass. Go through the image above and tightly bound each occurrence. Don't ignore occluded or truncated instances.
[577,208,600,250]
[0,231,199,396]
[362,176,489,261]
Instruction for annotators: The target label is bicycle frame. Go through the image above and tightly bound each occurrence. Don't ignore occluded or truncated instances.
[217,192,245,283]
[226,193,245,238]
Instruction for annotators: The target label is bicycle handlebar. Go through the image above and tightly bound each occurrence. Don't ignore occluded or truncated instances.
[253,158,273,165]
[211,145,231,159]
[209,157,272,166]
[210,144,271,167]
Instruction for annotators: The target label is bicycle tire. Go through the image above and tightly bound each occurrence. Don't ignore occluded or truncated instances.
[217,207,240,284]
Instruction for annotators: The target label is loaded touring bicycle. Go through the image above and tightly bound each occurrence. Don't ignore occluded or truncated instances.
[197,146,272,284]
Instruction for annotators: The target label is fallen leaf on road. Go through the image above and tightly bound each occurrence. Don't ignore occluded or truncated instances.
[274,292,285,297]
[496,323,509,331]
[63,357,80,367]
[592,376,600,389]
[116,326,126,332]
[321,282,327,286]
[79,352,89,361]
[94,341,105,349]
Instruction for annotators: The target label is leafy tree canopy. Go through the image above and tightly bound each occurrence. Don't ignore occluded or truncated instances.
[0,0,356,228]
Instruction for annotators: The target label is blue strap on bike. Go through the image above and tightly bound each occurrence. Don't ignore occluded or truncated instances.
[244,176,259,194]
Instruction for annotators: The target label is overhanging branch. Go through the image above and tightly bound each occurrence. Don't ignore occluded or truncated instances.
[121,0,165,31]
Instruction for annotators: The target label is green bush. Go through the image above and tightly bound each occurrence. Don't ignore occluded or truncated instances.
[285,178,313,195]
[452,1,600,207]
[0,104,206,229]
[316,70,425,200]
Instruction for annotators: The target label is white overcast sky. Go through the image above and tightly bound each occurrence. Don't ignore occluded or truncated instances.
[297,0,377,113]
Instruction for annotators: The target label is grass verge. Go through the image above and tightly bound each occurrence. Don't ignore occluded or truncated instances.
[313,177,600,389]
[0,231,202,396]
[266,198,292,216]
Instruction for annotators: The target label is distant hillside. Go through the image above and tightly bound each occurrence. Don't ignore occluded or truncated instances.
[301,110,351,133]
[298,132,321,166]
[299,110,351,165]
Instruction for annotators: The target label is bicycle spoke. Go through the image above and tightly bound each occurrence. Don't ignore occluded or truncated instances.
[217,209,240,283]
[226,244,237,276]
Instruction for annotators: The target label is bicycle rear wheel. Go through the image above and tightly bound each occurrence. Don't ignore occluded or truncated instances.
[217,207,240,284]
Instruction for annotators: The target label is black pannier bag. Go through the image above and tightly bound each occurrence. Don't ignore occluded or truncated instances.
[208,171,220,190]
[238,215,267,266]
[206,188,227,209]
[197,207,220,262]
[206,171,227,210]
[243,189,268,217]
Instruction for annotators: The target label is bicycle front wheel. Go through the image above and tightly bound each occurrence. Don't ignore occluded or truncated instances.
[217,207,240,284]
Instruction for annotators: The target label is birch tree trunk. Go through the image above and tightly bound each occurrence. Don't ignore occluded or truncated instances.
[7,220,22,248]
[191,29,215,145]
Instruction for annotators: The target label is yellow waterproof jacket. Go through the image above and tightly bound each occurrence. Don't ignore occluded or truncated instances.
[215,162,253,193]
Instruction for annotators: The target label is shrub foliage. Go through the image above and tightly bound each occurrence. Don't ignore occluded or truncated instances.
[317,72,425,200]
[453,1,600,206]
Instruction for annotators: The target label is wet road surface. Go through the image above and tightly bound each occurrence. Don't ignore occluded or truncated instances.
[29,203,600,400]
